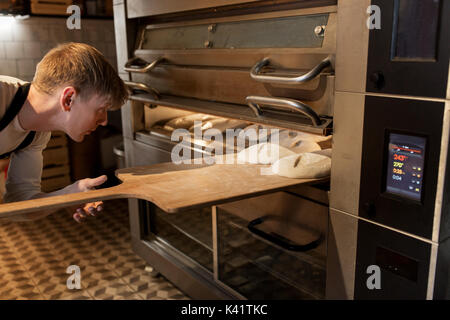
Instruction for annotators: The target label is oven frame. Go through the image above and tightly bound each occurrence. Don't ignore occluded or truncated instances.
[113,0,336,299]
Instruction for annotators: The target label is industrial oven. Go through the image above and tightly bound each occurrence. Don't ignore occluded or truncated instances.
[328,0,450,299]
[113,0,450,299]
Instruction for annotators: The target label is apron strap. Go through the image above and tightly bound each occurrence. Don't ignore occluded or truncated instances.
[0,83,36,159]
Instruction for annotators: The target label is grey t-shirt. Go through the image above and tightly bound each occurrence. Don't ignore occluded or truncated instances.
[0,75,51,202]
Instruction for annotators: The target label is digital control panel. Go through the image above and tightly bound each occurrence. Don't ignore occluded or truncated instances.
[385,133,427,201]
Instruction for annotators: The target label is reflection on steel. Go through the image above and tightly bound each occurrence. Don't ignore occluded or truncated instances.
[246,95,321,126]
[125,81,160,100]
[124,56,165,73]
[250,56,332,85]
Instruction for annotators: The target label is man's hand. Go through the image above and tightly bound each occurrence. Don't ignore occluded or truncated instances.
[65,175,108,223]
[1,175,109,222]
[72,201,104,223]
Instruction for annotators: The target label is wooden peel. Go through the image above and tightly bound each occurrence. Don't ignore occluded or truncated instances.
[0,158,328,219]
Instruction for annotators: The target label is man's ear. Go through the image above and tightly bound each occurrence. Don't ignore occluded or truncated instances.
[60,87,76,112]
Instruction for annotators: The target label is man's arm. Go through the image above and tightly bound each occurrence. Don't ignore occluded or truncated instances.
[2,133,106,222]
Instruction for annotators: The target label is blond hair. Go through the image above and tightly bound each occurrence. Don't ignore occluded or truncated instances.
[33,42,128,110]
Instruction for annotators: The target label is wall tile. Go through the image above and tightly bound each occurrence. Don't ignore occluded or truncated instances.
[0,60,17,76]
[107,43,117,58]
[23,42,42,60]
[12,23,35,41]
[0,43,5,59]
[0,23,13,41]
[48,27,69,43]
[5,42,24,60]
[17,59,36,77]
[66,30,83,42]
[35,26,49,42]
[40,42,59,56]
[87,29,100,42]
[18,75,34,82]
[104,29,114,42]
[94,43,107,56]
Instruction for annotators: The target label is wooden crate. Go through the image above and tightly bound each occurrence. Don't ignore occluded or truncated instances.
[0,1,10,11]
[105,0,113,16]
[41,131,72,192]
[0,159,7,204]
[31,0,73,16]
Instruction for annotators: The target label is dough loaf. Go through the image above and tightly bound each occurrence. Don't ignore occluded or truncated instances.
[164,113,217,131]
[272,152,331,178]
[287,139,322,154]
[237,142,296,164]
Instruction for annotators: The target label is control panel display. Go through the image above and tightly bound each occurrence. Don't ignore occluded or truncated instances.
[385,133,426,201]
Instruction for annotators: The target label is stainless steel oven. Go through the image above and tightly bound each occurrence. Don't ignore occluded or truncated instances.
[113,0,450,299]
[114,0,335,299]
[328,0,450,300]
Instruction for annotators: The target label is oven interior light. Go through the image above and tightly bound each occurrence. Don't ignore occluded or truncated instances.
[0,13,29,33]
[0,13,29,20]
[0,14,15,26]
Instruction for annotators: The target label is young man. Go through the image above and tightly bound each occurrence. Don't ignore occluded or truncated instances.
[0,42,129,222]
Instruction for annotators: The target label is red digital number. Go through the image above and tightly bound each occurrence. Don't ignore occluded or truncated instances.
[394,154,408,161]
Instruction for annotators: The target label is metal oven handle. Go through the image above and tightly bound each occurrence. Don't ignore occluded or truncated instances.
[250,56,331,85]
[246,96,321,127]
[248,216,321,252]
[124,56,165,73]
[124,81,160,100]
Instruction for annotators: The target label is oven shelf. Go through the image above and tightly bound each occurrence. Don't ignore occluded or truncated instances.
[130,93,332,135]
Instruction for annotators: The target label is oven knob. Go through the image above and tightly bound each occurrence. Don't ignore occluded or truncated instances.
[208,24,217,33]
[363,202,376,218]
[369,71,385,90]
[314,25,326,37]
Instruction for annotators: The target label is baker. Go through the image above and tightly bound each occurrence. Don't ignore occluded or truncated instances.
[0,42,129,223]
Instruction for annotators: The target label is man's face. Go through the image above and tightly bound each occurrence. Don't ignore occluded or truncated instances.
[65,92,109,142]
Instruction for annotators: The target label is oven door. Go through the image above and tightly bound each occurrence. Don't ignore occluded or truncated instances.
[130,121,330,299]
[138,186,329,300]
[215,190,329,299]
[366,0,450,98]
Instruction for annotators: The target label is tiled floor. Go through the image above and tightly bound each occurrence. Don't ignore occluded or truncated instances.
[0,199,190,300]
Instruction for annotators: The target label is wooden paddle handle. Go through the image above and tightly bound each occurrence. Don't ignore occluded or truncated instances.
[0,185,127,219]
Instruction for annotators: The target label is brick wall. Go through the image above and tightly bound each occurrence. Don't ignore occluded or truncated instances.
[0,16,117,82]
